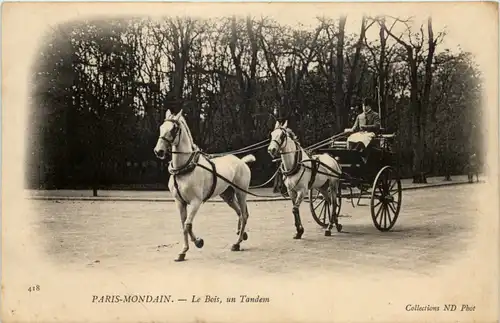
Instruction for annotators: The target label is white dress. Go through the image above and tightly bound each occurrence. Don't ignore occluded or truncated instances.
[348,131,375,147]
[346,113,375,148]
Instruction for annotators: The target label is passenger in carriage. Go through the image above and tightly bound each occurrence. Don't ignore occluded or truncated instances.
[344,98,381,161]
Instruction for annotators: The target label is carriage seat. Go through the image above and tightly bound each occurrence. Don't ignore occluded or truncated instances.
[373,131,395,151]
[329,129,395,150]
[331,141,348,149]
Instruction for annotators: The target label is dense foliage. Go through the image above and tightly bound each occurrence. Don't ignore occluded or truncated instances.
[26,15,483,189]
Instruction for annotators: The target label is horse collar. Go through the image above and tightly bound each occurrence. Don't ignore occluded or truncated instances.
[170,152,217,205]
[168,151,201,176]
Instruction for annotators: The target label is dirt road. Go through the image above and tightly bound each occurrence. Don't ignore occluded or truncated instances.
[32,184,478,275]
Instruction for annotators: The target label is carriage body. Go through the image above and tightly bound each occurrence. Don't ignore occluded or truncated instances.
[318,133,397,188]
[308,131,403,232]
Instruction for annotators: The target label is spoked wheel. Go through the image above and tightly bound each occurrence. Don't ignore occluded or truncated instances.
[309,186,342,228]
[370,166,402,231]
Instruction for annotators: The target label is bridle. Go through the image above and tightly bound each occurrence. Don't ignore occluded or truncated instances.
[157,118,198,156]
[271,127,301,156]
[271,127,289,153]
[271,127,306,178]
[159,119,182,147]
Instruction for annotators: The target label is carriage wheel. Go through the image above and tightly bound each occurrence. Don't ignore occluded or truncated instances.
[309,186,342,228]
[370,166,402,232]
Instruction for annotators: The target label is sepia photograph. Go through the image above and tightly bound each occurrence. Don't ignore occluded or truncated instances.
[2,2,499,322]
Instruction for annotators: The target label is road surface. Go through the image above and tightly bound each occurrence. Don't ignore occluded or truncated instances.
[30,183,480,276]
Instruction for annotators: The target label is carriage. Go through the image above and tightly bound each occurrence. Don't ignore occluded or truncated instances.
[155,110,403,261]
[307,130,402,232]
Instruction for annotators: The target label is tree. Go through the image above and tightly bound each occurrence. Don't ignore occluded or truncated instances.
[28,14,479,191]
[381,16,444,183]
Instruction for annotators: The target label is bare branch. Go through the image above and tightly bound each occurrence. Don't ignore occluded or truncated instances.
[363,38,380,72]
[379,18,411,49]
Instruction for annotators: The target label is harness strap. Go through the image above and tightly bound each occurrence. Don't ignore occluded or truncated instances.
[169,151,201,205]
[281,141,302,177]
[300,159,344,180]
[307,155,319,190]
[170,154,279,201]
[202,155,217,203]
[173,175,188,205]
[196,163,279,199]
[281,145,319,191]
[168,151,200,175]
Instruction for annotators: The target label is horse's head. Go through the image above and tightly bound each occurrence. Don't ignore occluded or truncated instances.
[267,120,289,158]
[154,109,183,160]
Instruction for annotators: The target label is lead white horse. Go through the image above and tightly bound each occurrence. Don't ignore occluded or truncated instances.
[154,109,256,261]
[267,120,343,238]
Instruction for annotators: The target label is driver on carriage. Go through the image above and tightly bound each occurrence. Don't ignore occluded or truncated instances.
[344,98,381,161]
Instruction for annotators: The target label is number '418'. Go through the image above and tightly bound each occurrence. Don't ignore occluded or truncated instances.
[28,285,40,292]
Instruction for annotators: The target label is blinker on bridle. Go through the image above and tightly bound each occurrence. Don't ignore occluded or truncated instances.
[271,128,288,150]
[159,119,181,145]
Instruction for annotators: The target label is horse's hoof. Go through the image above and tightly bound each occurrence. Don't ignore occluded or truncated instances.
[293,228,304,239]
[336,224,343,232]
[231,244,240,251]
[194,238,204,249]
[325,230,331,237]
[175,254,186,262]
[242,232,248,241]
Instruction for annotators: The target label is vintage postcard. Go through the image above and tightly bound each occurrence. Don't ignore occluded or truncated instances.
[2,1,499,322]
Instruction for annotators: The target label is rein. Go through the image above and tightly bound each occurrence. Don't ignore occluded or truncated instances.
[162,117,280,201]
[161,120,346,201]
[273,128,349,192]
[195,163,279,199]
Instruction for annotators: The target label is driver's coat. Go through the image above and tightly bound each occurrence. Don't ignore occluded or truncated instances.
[168,154,252,204]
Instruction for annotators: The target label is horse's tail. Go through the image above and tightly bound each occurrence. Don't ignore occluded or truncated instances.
[240,154,256,164]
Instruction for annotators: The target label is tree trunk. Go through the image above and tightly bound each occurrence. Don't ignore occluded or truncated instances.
[345,16,366,114]
[378,21,387,128]
[413,18,437,183]
[409,55,427,183]
[443,131,452,181]
[335,16,347,130]
[283,65,294,120]
[381,20,427,182]
[421,17,436,178]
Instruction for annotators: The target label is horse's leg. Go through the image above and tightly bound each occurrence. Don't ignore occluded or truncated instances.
[329,179,342,232]
[220,187,245,237]
[184,199,205,250]
[318,184,334,236]
[287,189,298,238]
[290,188,305,239]
[175,200,189,262]
[231,191,250,251]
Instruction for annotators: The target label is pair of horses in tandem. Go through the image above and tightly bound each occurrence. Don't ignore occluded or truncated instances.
[154,109,343,262]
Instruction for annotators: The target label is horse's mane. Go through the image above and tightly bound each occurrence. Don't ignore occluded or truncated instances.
[178,115,199,151]
[285,128,298,141]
